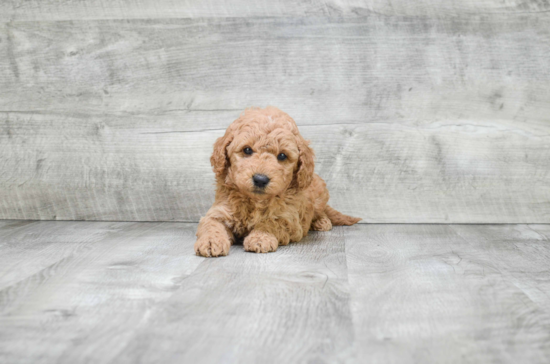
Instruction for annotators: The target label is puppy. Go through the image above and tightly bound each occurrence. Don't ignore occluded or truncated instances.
[194,106,361,257]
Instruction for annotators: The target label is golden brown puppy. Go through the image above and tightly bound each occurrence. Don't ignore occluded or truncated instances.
[195,106,361,257]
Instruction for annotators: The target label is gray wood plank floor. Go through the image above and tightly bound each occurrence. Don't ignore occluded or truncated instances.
[1,221,549,363]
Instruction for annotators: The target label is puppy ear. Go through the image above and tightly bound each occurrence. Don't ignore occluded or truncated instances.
[210,130,233,180]
[293,136,315,190]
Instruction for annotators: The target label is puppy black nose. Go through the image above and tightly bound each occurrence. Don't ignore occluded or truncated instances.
[252,174,270,188]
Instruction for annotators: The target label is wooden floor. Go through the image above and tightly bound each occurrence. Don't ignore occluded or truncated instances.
[0,220,549,363]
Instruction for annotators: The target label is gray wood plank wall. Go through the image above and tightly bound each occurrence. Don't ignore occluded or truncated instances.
[2,0,550,21]
[1,2,549,222]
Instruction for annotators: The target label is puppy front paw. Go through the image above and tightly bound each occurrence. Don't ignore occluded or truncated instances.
[194,234,231,257]
[312,216,332,231]
[244,230,278,253]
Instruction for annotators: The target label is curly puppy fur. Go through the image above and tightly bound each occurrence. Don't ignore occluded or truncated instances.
[195,106,361,257]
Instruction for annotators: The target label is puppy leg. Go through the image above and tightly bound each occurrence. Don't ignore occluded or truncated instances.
[194,209,234,257]
[311,212,333,231]
[244,230,279,253]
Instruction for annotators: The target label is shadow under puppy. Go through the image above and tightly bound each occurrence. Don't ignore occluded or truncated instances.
[195,106,361,257]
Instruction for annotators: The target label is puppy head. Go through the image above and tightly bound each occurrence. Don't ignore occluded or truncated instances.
[211,106,314,197]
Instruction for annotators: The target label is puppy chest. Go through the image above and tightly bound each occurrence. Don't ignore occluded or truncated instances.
[228,208,303,237]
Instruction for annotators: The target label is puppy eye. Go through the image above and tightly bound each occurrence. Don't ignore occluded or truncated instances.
[277,153,287,161]
[243,147,253,155]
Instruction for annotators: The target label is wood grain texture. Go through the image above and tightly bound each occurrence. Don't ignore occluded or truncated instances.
[346,224,550,363]
[0,221,204,363]
[0,221,353,364]
[1,221,550,363]
[1,16,550,222]
[113,227,353,364]
[1,0,549,21]
[2,112,549,223]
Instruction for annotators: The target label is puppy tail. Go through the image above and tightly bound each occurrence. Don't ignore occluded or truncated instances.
[325,205,362,226]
